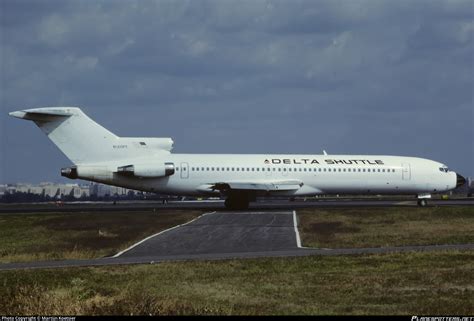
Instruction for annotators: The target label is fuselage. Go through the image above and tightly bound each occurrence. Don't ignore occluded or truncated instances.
[10,107,465,209]
[78,154,459,197]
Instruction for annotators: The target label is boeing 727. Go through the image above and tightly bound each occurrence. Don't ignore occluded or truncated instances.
[9,107,466,209]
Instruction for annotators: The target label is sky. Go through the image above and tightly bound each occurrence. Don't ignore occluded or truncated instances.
[0,0,473,183]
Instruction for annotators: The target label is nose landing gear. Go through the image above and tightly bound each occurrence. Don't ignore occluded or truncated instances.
[417,193,431,207]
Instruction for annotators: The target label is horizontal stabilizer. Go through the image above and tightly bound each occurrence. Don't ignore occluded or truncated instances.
[9,108,74,120]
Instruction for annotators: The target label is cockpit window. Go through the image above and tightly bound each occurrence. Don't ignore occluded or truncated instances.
[439,167,449,173]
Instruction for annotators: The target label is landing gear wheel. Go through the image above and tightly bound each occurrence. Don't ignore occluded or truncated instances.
[417,199,428,207]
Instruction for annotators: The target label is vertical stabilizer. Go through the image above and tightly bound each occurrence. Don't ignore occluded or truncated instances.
[9,107,118,164]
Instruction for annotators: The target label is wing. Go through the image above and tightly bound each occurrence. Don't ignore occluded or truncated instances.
[196,179,304,194]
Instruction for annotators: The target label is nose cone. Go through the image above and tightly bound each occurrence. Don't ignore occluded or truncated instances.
[456,173,466,188]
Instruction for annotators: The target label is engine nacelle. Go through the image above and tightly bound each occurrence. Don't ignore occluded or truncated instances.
[62,165,113,183]
[117,162,175,178]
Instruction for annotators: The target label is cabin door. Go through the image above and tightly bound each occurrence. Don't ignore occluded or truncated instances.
[402,163,411,180]
[180,162,189,179]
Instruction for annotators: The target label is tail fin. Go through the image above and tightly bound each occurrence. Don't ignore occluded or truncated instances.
[9,107,173,164]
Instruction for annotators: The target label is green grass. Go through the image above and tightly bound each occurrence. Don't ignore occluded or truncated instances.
[298,206,474,248]
[1,251,472,315]
[1,206,473,263]
[0,210,201,263]
[0,207,473,315]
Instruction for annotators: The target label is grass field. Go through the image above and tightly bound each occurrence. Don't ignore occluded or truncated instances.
[0,210,201,263]
[1,251,472,315]
[0,206,473,315]
[1,206,473,263]
[298,206,474,248]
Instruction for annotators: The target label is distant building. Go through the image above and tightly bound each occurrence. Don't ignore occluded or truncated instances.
[89,183,138,197]
[2,182,90,199]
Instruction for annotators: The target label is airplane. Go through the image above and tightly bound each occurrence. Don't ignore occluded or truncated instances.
[9,107,466,209]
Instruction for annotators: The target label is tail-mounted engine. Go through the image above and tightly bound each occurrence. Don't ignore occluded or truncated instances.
[61,162,175,182]
[117,162,175,178]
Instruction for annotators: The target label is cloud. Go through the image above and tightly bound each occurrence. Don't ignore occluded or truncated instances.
[1,0,472,183]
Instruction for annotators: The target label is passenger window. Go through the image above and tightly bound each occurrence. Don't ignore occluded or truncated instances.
[176,167,180,171]
[278,168,281,172]
[216,168,219,171]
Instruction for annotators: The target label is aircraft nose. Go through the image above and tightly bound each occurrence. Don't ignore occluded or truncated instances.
[456,173,466,188]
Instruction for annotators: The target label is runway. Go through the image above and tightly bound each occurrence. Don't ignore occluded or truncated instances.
[1,198,472,214]
[1,210,472,271]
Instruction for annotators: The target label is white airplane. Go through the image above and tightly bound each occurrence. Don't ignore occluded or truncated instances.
[9,107,465,209]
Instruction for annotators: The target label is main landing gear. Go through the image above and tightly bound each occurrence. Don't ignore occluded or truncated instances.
[224,193,250,210]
